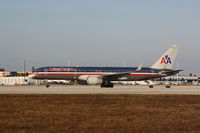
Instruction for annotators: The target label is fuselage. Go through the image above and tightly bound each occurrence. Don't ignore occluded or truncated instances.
[30,66,163,81]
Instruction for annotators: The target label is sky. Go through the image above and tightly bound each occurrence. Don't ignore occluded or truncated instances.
[0,0,200,75]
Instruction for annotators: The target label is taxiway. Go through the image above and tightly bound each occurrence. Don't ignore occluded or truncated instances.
[0,85,200,95]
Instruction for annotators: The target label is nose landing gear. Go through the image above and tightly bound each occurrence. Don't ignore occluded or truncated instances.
[46,84,50,88]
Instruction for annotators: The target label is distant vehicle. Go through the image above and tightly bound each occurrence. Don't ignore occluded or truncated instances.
[29,45,182,88]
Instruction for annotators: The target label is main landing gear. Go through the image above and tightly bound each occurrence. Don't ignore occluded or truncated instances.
[101,81,114,88]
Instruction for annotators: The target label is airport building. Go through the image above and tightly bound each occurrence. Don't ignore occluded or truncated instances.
[0,76,46,86]
[0,72,10,77]
[0,71,30,85]
[115,75,199,86]
[152,75,199,85]
[0,77,27,85]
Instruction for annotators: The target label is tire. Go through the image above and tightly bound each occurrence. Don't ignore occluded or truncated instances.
[46,84,50,88]
[166,85,171,88]
[101,81,114,88]
[149,85,154,88]
[109,83,114,88]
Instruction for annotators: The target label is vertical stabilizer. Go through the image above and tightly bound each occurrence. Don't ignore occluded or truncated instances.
[151,45,179,69]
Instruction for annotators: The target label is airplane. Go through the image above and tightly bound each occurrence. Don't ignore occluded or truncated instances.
[29,45,182,88]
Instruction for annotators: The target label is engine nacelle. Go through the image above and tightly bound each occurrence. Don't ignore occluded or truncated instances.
[78,75,103,85]
[87,76,103,85]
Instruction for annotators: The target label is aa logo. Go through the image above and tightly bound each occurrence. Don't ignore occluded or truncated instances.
[160,55,172,64]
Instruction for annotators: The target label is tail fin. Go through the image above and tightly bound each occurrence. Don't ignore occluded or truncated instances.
[151,45,179,69]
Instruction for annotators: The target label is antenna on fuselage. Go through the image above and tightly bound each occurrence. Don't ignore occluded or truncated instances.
[123,60,127,67]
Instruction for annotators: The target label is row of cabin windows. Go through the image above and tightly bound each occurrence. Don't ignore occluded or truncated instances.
[36,69,154,73]
[36,70,154,73]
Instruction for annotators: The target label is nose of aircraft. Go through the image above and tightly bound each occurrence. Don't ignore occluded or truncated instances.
[28,73,36,79]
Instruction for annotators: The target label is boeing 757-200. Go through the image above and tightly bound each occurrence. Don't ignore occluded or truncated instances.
[29,45,182,88]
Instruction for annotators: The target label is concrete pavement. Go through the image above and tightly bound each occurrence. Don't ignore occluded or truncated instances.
[0,85,200,95]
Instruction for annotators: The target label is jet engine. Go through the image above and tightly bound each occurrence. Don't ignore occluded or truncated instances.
[78,75,103,85]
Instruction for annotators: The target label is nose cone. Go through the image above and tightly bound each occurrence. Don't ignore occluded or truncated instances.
[28,73,36,79]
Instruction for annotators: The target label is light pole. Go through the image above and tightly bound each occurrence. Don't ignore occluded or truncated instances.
[24,60,26,81]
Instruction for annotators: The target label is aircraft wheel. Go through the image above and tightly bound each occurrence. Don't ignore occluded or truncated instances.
[101,84,109,88]
[46,84,50,88]
[101,83,114,88]
[109,83,114,88]
[166,85,171,88]
[149,85,154,88]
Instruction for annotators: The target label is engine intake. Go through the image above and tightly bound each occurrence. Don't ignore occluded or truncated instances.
[78,75,103,85]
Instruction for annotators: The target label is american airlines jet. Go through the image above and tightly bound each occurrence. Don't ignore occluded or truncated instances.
[29,45,181,88]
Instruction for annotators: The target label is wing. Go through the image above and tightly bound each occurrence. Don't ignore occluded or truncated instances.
[102,63,143,80]
[102,72,131,80]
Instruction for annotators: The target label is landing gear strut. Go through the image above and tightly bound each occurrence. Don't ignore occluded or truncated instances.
[101,81,114,88]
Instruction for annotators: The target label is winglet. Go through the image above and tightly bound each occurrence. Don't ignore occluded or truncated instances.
[136,62,143,72]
